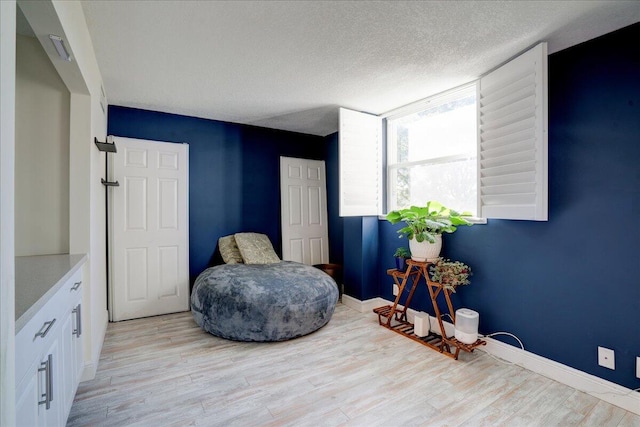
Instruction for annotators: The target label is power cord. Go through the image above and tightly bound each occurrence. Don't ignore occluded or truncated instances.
[482,331,525,350]
[477,331,525,365]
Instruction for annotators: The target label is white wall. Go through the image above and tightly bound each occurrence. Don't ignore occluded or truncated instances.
[0,1,17,424]
[17,0,108,381]
[51,0,110,379]
[15,34,70,257]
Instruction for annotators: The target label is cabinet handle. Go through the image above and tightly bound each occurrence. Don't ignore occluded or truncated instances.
[33,319,56,341]
[38,354,53,409]
[72,304,82,337]
[70,281,82,291]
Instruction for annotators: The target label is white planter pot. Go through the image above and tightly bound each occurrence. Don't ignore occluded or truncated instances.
[409,234,442,262]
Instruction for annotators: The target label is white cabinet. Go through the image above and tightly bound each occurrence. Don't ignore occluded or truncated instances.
[41,338,63,427]
[60,308,75,414]
[15,362,39,427]
[63,295,83,414]
[15,267,84,427]
[72,301,83,384]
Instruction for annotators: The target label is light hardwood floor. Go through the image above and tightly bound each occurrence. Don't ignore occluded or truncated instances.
[68,304,640,426]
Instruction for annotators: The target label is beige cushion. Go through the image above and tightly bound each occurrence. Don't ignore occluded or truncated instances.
[234,233,280,264]
[218,235,244,264]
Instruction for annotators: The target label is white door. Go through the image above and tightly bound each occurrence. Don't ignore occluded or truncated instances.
[110,137,189,321]
[280,157,329,265]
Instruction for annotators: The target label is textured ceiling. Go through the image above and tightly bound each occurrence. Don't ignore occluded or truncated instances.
[81,1,640,136]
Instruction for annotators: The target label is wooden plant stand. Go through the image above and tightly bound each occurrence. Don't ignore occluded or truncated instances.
[373,259,486,360]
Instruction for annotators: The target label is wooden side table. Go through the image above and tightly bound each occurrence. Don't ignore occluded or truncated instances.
[373,259,485,359]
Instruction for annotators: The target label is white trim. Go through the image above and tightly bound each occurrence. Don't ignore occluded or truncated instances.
[382,81,478,119]
[347,295,640,415]
[388,153,476,169]
[378,214,487,225]
[482,337,640,415]
[341,294,386,313]
[81,308,108,381]
[0,1,17,424]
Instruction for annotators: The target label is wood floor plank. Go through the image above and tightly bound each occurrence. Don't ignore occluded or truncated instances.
[617,411,640,427]
[579,399,628,426]
[67,304,638,427]
[456,373,547,426]
[563,390,601,416]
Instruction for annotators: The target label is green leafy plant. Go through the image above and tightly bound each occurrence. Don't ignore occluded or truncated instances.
[429,258,472,292]
[393,247,410,258]
[386,201,473,243]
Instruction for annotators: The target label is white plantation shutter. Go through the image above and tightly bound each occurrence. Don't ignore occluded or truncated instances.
[478,42,548,220]
[339,107,382,216]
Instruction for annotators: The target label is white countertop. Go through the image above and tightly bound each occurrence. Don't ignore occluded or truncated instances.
[15,254,87,333]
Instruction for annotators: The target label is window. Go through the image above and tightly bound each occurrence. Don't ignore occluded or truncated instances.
[386,84,477,215]
[339,43,548,221]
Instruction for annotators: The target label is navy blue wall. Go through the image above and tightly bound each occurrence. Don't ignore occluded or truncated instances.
[324,133,344,266]
[341,216,379,300]
[367,23,640,389]
[107,21,638,389]
[107,106,326,283]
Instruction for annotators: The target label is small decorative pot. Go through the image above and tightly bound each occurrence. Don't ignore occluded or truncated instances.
[395,256,407,272]
[409,234,442,262]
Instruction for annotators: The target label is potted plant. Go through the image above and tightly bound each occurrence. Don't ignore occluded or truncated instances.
[429,258,472,292]
[393,247,410,271]
[386,201,473,261]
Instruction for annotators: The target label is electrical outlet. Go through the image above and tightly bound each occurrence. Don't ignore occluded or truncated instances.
[636,356,640,379]
[392,284,399,296]
[598,346,615,370]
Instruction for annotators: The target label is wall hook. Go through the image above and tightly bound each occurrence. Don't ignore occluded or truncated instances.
[94,136,117,153]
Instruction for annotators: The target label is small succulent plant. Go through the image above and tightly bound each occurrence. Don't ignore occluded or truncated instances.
[429,258,472,292]
[393,247,410,258]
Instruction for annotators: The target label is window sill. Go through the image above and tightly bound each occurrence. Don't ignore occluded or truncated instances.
[378,215,487,225]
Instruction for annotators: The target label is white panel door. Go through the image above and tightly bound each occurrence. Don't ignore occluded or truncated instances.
[110,137,189,321]
[280,157,329,265]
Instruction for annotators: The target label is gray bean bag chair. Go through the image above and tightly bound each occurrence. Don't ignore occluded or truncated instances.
[191,261,339,342]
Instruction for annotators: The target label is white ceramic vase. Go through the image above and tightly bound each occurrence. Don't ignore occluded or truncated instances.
[409,234,442,262]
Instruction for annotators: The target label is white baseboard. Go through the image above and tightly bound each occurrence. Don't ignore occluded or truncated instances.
[80,309,108,382]
[343,295,640,415]
[341,294,387,313]
[482,336,640,415]
[80,363,96,383]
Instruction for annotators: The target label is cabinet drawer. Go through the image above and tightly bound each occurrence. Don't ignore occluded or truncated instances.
[15,269,83,385]
[62,269,83,294]
[57,269,83,312]
[15,295,62,385]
